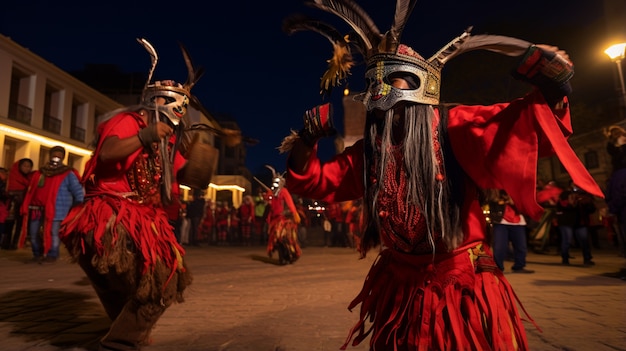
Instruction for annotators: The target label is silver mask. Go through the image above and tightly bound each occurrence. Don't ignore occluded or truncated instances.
[355,53,442,111]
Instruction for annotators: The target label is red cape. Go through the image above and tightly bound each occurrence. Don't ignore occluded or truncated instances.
[19,168,80,253]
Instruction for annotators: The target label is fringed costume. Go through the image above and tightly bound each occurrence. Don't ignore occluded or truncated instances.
[60,110,192,350]
[281,1,603,350]
[261,166,302,264]
[59,38,218,351]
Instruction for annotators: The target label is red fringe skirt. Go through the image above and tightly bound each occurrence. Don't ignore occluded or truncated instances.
[266,217,301,259]
[341,244,536,351]
[60,195,186,285]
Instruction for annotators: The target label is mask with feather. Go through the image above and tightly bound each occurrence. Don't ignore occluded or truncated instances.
[284,0,534,110]
[137,38,204,126]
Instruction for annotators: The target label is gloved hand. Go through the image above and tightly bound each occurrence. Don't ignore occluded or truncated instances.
[298,103,336,147]
[512,45,574,106]
[137,122,172,147]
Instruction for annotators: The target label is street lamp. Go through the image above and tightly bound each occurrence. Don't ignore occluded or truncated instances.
[604,43,626,118]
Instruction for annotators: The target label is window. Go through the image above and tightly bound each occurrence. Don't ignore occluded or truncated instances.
[71,99,87,142]
[43,85,62,134]
[8,68,33,125]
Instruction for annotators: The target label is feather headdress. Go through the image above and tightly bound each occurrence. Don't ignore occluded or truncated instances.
[285,0,534,106]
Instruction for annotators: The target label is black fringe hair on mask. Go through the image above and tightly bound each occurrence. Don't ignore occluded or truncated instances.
[359,104,465,257]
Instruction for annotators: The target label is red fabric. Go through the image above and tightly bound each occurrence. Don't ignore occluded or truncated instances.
[503,203,521,223]
[340,244,534,351]
[215,207,229,226]
[536,183,563,205]
[266,188,298,223]
[0,200,8,223]
[7,161,32,192]
[326,202,344,222]
[448,91,603,221]
[19,169,80,254]
[266,187,301,257]
[61,195,184,277]
[60,111,186,281]
[286,91,601,349]
[201,206,214,234]
[239,203,254,223]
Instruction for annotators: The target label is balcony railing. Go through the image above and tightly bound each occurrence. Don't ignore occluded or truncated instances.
[43,115,62,134]
[71,125,85,142]
[8,101,32,125]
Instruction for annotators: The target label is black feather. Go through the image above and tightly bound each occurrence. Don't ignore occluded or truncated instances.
[390,0,418,43]
[308,0,381,52]
[178,42,203,90]
[283,14,346,45]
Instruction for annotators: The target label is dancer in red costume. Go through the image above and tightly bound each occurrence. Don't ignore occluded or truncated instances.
[260,165,301,265]
[59,39,225,351]
[280,1,603,350]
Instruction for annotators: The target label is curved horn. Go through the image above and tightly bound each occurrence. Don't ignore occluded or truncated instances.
[137,38,158,92]
[265,164,278,178]
[429,29,532,67]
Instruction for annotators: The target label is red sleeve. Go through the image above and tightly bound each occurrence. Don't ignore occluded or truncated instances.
[84,112,145,183]
[280,188,298,218]
[285,140,365,203]
[448,91,602,221]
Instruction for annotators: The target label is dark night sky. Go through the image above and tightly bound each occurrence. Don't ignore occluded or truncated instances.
[0,0,616,175]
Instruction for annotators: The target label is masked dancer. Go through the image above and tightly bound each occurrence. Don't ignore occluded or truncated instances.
[60,39,222,351]
[279,1,603,350]
[258,165,302,265]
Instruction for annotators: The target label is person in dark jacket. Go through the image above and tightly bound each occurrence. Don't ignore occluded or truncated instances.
[556,187,596,266]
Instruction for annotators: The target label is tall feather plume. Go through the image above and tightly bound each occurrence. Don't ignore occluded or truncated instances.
[385,0,418,52]
[137,38,158,92]
[283,14,354,94]
[178,42,205,91]
[308,0,381,54]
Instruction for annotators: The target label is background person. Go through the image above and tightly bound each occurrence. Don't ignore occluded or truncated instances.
[21,146,83,263]
[1,158,34,250]
[486,189,534,273]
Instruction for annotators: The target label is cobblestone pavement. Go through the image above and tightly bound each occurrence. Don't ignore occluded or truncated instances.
[0,243,624,351]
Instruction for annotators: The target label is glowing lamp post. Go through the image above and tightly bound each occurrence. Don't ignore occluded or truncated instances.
[604,43,626,118]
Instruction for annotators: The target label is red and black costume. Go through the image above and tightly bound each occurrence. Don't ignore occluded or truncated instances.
[60,111,191,349]
[239,196,255,246]
[1,158,33,250]
[265,186,301,264]
[287,93,602,350]
[281,2,602,349]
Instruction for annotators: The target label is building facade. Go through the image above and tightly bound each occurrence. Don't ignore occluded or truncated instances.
[0,34,249,205]
[0,34,119,171]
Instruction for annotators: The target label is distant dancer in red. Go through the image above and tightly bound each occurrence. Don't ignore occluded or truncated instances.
[1,158,33,250]
[215,202,230,245]
[263,165,301,264]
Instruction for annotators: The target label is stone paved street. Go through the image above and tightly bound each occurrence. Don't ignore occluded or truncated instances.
[0,244,625,351]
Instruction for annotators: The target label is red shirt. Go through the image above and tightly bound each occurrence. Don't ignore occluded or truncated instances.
[83,112,185,198]
[287,92,602,252]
